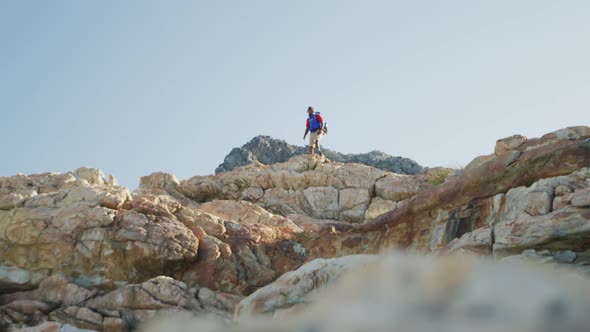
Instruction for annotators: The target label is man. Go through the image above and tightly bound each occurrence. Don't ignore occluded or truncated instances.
[303,106,324,155]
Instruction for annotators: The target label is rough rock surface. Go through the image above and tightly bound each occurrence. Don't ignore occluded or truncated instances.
[2,126,590,331]
[0,168,310,303]
[0,167,198,292]
[215,135,424,175]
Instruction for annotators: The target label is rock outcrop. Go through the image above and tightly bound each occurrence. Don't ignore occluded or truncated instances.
[182,154,431,223]
[215,135,424,175]
[1,126,590,331]
[355,126,590,256]
[0,168,198,293]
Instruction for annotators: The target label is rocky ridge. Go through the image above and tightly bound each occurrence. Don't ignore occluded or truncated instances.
[215,135,424,175]
[0,126,589,331]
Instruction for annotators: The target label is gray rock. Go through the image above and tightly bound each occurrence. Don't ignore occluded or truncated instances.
[554,251,577,264]
[216,136,424,175]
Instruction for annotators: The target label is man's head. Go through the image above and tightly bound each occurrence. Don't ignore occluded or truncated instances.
[307,106,314,115]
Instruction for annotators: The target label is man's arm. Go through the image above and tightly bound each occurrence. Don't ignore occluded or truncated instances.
[316,114,324,131]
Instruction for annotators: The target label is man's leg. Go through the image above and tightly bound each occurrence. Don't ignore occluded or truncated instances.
[308,131,318,155]
[315,132,323,156]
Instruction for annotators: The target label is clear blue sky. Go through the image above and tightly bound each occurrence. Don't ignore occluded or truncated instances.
[2,1,588,189]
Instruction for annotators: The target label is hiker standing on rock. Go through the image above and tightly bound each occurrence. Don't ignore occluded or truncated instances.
[303,106,325,155]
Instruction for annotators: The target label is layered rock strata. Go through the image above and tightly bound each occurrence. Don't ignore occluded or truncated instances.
[182,155,431,223]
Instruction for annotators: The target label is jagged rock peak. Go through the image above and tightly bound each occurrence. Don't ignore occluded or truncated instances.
[215,135,424,175]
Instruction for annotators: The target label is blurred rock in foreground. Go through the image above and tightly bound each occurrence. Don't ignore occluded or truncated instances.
[140,252,590,332]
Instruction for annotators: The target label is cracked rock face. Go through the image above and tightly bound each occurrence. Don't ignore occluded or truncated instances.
[492,169,590,254]
[442,167,590,273]
[0,168,198,293]
[347,126,590,256]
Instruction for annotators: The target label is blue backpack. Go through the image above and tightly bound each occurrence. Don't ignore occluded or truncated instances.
[309,112,328,134]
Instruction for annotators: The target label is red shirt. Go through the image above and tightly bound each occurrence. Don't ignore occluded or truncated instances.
[306,113,323,130]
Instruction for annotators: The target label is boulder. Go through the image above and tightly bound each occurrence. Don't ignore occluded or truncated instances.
[491,168,590,257]
[364,197,397,220]
[375,173,427,202]
[494,134,527,155]
[235,255,378,319]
